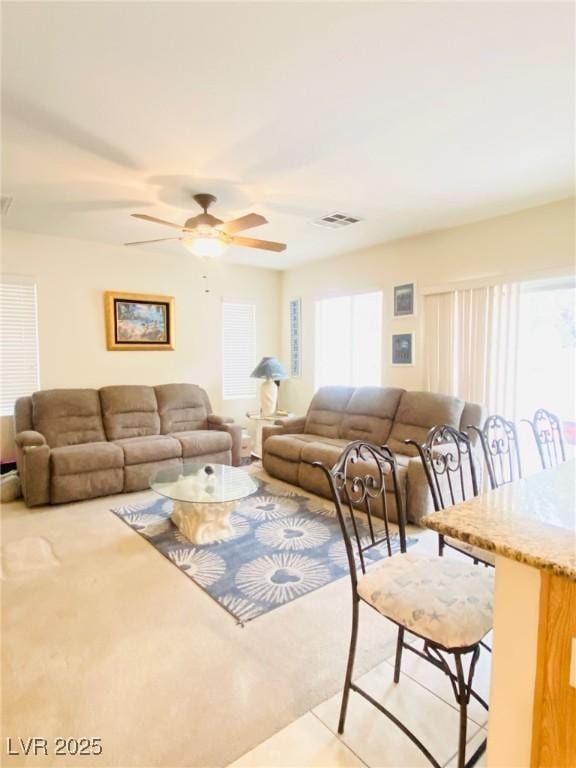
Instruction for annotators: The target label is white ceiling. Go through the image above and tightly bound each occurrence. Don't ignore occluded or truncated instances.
[2,2,574,270]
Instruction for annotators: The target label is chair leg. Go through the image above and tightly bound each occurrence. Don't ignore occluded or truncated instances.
[438,534,445,557]
[338,596,360,734]
[454,653,468,768]
[393,627,404,683]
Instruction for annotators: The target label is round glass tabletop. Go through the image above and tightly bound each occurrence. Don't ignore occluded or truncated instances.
[150,462,257,504]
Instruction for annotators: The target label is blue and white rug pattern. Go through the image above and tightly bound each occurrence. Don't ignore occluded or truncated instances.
[112,478,412,624]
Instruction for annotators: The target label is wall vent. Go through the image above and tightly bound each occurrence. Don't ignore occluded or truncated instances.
[1,196,14,217]
[313,211,362,229]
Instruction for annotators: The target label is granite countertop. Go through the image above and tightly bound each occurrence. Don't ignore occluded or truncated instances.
[421,459,576,581]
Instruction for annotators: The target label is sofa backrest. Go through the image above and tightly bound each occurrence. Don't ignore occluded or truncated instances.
[305,386,354,438]
[100,385,160,440]
[387,390,466,456]
[339,386,405,444]
[155,383,211,434]
[31,389,106,448]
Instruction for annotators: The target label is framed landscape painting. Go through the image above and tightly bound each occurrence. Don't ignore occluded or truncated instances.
[105,291,175,350]
[392,332,414,366]
[394,283,415,317]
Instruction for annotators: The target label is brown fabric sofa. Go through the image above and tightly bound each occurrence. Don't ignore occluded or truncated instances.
[14,383,242,507]
[262,386,483,524]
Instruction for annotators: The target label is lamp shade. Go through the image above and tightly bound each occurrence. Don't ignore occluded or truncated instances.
[250,356,288,380]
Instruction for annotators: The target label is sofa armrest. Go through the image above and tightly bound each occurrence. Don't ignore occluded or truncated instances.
[15,441,51,507]
[15,430,47,448]
[405,456,435,525]
[209,422,242,466]
[261,417,306,448]
[207,414,234,426]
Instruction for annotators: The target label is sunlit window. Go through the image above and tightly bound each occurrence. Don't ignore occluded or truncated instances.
[315,291,382,389]
[516,277,576,458]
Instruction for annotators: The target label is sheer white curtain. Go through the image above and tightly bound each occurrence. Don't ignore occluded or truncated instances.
[424,282,520,416]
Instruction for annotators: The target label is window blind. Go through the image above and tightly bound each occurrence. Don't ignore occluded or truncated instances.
[0,280,40,417]
[222,301,257,399]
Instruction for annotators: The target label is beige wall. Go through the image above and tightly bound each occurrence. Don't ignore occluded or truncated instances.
[280,198,576,415]
[2,198,575,455]
[1,229,281,456]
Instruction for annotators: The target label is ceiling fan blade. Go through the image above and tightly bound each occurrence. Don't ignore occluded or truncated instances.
[124,237,183,246]
[131,213,187,230]
[218,213,268,235]
[231,236,287,253]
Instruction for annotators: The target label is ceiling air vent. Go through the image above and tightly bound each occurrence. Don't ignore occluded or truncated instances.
[313,212,362,229]
[1,196,14,217]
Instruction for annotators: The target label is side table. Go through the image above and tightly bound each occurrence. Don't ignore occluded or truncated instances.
[246,412,293,459]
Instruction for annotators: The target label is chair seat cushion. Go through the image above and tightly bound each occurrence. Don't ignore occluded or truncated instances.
[357,551,493,649]
[113,435,182,465]
[173,430,231,458]
[445,537,496,567]
[51,442,124,475]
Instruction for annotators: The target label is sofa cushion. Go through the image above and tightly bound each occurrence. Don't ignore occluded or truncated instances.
[113,435,182,466]
[32,389,106,448]
[51,469,124,504]
[155,383,211,434]
[51,442,124,475]
[340,386,404,444]
[305,386,354,438]
[387,391,465,457]
[173,430,232,459]
[265,434,341,463]
[100,386,160,440]
[300,439,349,468]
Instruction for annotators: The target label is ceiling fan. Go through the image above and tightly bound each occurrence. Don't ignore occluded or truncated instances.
[125,193,287,257]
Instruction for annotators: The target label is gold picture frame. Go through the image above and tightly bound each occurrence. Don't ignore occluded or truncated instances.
[104,291,175,351]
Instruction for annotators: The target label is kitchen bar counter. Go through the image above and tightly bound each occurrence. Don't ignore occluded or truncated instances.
[422,459,576,581]
[422,460,576,768]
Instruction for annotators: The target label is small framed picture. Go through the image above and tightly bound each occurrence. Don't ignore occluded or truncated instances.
[392,333,414,366]
[105,291,175,351]
[394,283,415,317]
[289,297,301,377]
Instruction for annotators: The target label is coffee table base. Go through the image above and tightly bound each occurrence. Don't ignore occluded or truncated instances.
[171,499,236,545]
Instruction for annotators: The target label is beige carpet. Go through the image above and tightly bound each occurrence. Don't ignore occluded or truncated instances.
[1,470,427,768]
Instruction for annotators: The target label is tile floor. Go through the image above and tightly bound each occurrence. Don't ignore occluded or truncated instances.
[228,528,491,768]
[229,643,490,768]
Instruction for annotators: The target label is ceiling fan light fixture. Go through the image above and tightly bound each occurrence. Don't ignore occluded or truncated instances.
[128,193,286,254]
[183,231,229,258]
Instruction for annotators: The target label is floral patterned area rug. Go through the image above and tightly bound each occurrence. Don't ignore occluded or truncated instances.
[112,476,414,624]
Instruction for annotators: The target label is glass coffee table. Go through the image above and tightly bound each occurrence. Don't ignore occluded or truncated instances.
[150,463,257,545]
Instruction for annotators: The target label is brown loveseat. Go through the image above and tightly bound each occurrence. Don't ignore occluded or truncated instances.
[262,386,483,524]
[14,383,242,507]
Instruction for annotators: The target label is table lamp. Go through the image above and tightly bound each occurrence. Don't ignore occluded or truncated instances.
[250,356,288,416]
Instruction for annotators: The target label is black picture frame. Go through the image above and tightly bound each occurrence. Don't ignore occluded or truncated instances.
[394,283,415,317]
[392,333,414,366]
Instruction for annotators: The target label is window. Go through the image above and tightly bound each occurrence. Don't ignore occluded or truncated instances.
[315,291,382,389]
[424,275,576,465]
[222,300,257,399]
[0,279,40,416]
[516,277,576,457]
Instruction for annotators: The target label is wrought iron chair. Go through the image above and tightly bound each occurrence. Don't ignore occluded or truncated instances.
[522,408,566,470]
[468,415,522,490]
[314,441,493,768]
[408,425,494,567]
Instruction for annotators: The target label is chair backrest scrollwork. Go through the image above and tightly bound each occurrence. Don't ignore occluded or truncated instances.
[522,408,566,470]
[468,415,522,489]
[407,425,479,512]
[313,441,405,593]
